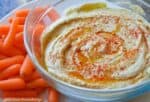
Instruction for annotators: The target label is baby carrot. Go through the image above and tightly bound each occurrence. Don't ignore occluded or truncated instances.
[0,78,26,90]
[16,25,24,33]
[3,18,18,49]
[27,78,49,88]
[48,88,59,102]
[5,75,20,80]
[29,70,41,81]
[14,44,26,54]
[36,88,46,94]
[9,17,26,25]
[2,98,43,102]
[8,17,13,23]
[8,17,14,23]
[0,25,9,36]
[48,8,60,22]
[15,9,29,17]
[20,55,35,79]
[0,54,7,60]
[14,32,23,44]
[34,7,46,15]
[19,17,26,25]
[33,24,45,46]
[2,89,38,98]
[0,64,21,80]
[34,24,45,36]
[13,32,26,52]
[0,35,25,57]
[0,45,25,56]
[0,55,24,71]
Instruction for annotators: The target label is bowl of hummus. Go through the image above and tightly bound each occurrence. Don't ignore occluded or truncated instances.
[24,0,150,101]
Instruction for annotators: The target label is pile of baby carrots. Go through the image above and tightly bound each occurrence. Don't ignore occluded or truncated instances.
[0,8,59,102]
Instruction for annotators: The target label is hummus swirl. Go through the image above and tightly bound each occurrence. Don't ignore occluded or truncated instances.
[42,5,150,88]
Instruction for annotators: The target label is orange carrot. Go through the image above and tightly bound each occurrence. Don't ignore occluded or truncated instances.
[14,32,23,44]
[27,78,49,88]
[1,35,6,41]
[8,17,13,23]
[33,24,45,45]
[32,24,45,56]
[0,78,26,90]
[2,89,38,98]
[20,55,35,79]
[48,88,59,102]
[3,18,18,49]
[0,41,25,56]
[34,24,45,35]
[30,70,41,81]
[6,75,20,80]
[34,7,46,15]
[0,55,24,71]
[0,25,23,35]
[0,38,24,55]
[15,9,29,17]
[2,98,43,102]
[48,8,60,22]
[0,64,21,80]
[0,54,7,60]
[0,25,9,36]
[9,17,26,25]
[16,25,24,33]
[32,24,45,58]
[14,43,26,53]
[17,17,26,25]
[36,88,46,94]
[32,7,47,24]
[13,32,26,52]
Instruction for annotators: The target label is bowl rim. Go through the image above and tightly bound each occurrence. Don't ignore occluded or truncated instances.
[16,0,150,93]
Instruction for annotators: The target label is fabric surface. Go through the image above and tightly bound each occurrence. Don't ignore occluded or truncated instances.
[0,0,31,19]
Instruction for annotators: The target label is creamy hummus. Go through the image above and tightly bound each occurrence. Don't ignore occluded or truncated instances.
[41,3,150,88]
